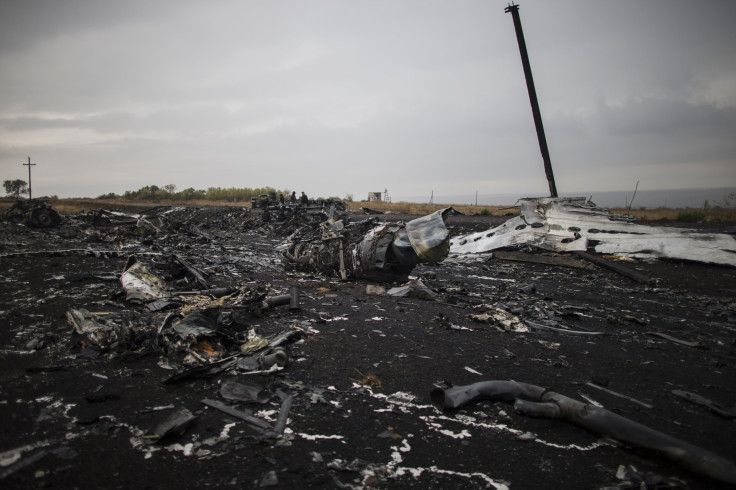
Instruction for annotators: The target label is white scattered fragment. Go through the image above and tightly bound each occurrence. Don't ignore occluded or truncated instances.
[324,316,348,322]
[202,422,237,446]
[421,417,473,439]
[91,373,108,380]
[166,442,195,456]
[255,409,278,422]
[464,366,483,376]
[538,340,560,350]
[466,275,517,283]
[450,324,473,331]
[517,432,537,441]
[398,438,411,453]
[578,393,604,407]
[293,433,346,442]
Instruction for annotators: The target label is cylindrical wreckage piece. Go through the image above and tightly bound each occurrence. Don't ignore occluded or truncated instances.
[264,294,291,309]
[289,286,299,310]
[260,347,288,368]
[431,380,736,484]
[263,287,300,310]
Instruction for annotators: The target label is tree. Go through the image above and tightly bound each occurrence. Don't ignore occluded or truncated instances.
[3,179,28,198]
[163,184,177,195]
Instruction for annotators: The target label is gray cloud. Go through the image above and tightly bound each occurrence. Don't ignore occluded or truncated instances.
[1,0,734,201]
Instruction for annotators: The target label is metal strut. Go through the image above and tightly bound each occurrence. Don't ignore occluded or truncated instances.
[505,3,558,197]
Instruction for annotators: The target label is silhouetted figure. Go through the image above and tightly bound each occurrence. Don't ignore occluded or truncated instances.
[279,193,285,205]
[290,191,297,203]
[300,191,308,206]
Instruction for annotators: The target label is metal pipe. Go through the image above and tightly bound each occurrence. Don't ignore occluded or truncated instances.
[289,286,300,310]
[505,3,558,197]
[263,287,300,310]
[431,380,736,484]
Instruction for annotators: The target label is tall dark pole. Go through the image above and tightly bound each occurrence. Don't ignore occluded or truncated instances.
[23,156,36,200]
[505,3,558,197]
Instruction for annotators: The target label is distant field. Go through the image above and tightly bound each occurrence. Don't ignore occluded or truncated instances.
[1,197,734,222]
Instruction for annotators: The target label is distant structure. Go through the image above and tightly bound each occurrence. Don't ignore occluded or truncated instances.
[368,192,382,202]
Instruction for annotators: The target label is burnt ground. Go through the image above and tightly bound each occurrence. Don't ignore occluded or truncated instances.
[0,206,735,489]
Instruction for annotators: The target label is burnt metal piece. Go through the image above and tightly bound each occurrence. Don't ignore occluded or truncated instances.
[282,208,451,282]
[573,250,650,283]
[201,398,272,432]
[3,199,61,227]
[144,407,198,444]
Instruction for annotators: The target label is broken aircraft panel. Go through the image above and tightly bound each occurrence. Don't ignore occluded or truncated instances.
[281,208,452,282]
[120,255,167,303]
[450,197,736,266]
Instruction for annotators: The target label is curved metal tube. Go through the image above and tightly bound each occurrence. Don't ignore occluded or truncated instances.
[431,380,736,484]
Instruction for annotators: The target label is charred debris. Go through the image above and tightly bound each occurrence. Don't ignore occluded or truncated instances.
[1,198,735,487]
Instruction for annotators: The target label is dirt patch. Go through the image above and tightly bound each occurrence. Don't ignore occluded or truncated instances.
[1,208,734,488]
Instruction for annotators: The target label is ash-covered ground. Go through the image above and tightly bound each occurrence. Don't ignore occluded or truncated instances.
[1,205,735,489]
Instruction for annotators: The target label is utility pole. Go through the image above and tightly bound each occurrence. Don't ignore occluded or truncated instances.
[23,156,36,200]
[505,3,558,198]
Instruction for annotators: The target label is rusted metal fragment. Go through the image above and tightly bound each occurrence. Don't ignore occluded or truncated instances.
[451,197,736,266]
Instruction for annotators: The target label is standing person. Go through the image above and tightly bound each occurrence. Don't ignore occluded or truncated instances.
[290,191,297,204]
[279,193,285,205]
[300,191,309,206]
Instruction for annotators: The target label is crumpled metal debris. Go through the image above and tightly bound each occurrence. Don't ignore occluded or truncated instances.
[66,308,132,351]
[470,305,529,332]
[120,255,167,303]
[281,208,452,282]
[451,197,736,266]
[386,279,438,300]
[144,407,198,444]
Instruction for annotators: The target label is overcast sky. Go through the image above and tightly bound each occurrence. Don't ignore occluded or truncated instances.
[1,0,734,203]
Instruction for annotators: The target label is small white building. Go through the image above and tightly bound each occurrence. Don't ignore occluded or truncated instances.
[367,192,382,202]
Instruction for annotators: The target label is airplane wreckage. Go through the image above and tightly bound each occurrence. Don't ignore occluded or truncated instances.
[450,197,736,267]
[2,201,735,488]
[2,5,735,487]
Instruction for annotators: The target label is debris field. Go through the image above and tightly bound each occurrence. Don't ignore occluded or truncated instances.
[1,203,735,489]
